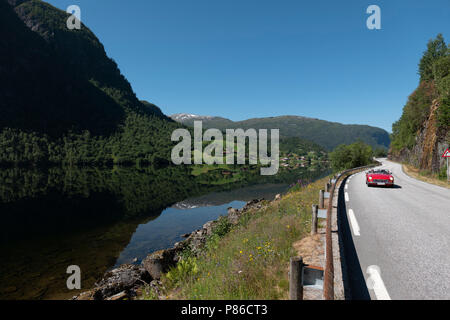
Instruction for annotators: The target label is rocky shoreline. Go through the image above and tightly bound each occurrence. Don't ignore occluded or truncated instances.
[72,197,272,300]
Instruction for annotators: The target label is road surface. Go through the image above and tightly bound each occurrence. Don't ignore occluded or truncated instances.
[341,158,450,300]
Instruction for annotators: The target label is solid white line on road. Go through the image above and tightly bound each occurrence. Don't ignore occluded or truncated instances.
[345,183,348,190]
[366,266,391,300]
[348,209,360,236]
[345,192,349,202]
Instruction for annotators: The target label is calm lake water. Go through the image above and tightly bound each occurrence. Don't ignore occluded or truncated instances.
[114,183,291,267]
[0,166,328,300]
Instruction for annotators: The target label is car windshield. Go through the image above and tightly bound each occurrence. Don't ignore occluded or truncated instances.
[370,169,390,174]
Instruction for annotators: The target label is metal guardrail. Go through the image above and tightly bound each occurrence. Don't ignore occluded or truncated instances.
[323,161,381,300]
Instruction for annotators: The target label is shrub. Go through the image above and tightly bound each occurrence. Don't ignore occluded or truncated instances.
[330,141,373,171]
[438,165,448,180]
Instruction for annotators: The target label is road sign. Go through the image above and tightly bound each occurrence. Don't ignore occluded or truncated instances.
[442,149,450,158]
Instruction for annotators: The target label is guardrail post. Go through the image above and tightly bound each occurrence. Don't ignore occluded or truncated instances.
[289,257,304,300]
[319,190,324,209]
[311,204,318,235]
[325,182,330,193]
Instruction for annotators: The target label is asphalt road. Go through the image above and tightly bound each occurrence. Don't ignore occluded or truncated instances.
[341,158,450,300]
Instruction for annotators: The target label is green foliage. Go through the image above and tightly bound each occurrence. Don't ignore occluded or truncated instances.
[419,34,448,82]
[433,55,450,128]
[391,34,449,154]
[391,81,438,151]
[438,164,448,181]
[374,147,388,158]
[0,0,177,165]
[211,216,232,238]
[278,136,325,155]
[330,141,373,172]
[165,257,199,287]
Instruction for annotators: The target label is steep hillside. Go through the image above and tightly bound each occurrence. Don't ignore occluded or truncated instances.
[0,0,179,165]
[171,114,390,151]
[390,34,450,173]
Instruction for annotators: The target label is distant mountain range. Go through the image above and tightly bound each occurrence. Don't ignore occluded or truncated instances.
[171,114,390,151]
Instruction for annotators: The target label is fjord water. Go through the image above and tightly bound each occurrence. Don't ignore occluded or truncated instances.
[0,166,328,300]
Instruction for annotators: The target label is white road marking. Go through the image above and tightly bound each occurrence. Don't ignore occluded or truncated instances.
[345,183,348,190]
[366,266,391,300]
[348,209,360,236]
[345,192,349,202]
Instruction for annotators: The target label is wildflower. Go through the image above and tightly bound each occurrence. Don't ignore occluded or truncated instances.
[239,250,243,254]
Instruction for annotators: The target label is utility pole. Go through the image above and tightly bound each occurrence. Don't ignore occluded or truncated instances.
[447,157,450,181]
[442,148,450,182]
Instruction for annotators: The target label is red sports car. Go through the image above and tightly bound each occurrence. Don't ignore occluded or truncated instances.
[366,169,394,187]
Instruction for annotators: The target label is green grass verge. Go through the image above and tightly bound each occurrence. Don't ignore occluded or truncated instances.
[142,175,330,300]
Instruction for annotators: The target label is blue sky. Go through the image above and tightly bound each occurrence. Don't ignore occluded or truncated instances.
[47,0,450,132]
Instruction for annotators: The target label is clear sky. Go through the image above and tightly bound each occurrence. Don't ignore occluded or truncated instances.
[47,0,450,132]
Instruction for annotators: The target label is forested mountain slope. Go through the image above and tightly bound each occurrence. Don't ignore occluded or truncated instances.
[171,114,390,151]
[0,0,179,165]
[390,34,450,173]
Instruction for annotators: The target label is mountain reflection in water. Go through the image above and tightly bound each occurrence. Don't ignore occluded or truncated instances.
[0,165,329,299]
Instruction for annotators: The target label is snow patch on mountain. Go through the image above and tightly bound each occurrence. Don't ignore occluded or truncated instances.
[170,113,215,121]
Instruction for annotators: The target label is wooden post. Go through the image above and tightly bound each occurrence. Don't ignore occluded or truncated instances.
[311,204,318,235]
[319,190,324,209]
[289,257,303,300]
[325,182,330,193]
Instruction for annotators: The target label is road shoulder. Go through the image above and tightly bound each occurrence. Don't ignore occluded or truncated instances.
[394,160,450,189]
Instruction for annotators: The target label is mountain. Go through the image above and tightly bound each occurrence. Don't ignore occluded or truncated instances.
[390,34,449,173]
[171,113,235,128]
[170,114,390,151]
[0,0,180,165]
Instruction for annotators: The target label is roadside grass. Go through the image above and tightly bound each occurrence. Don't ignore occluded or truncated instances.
[403,163,450,189]
[149,176,329,300]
